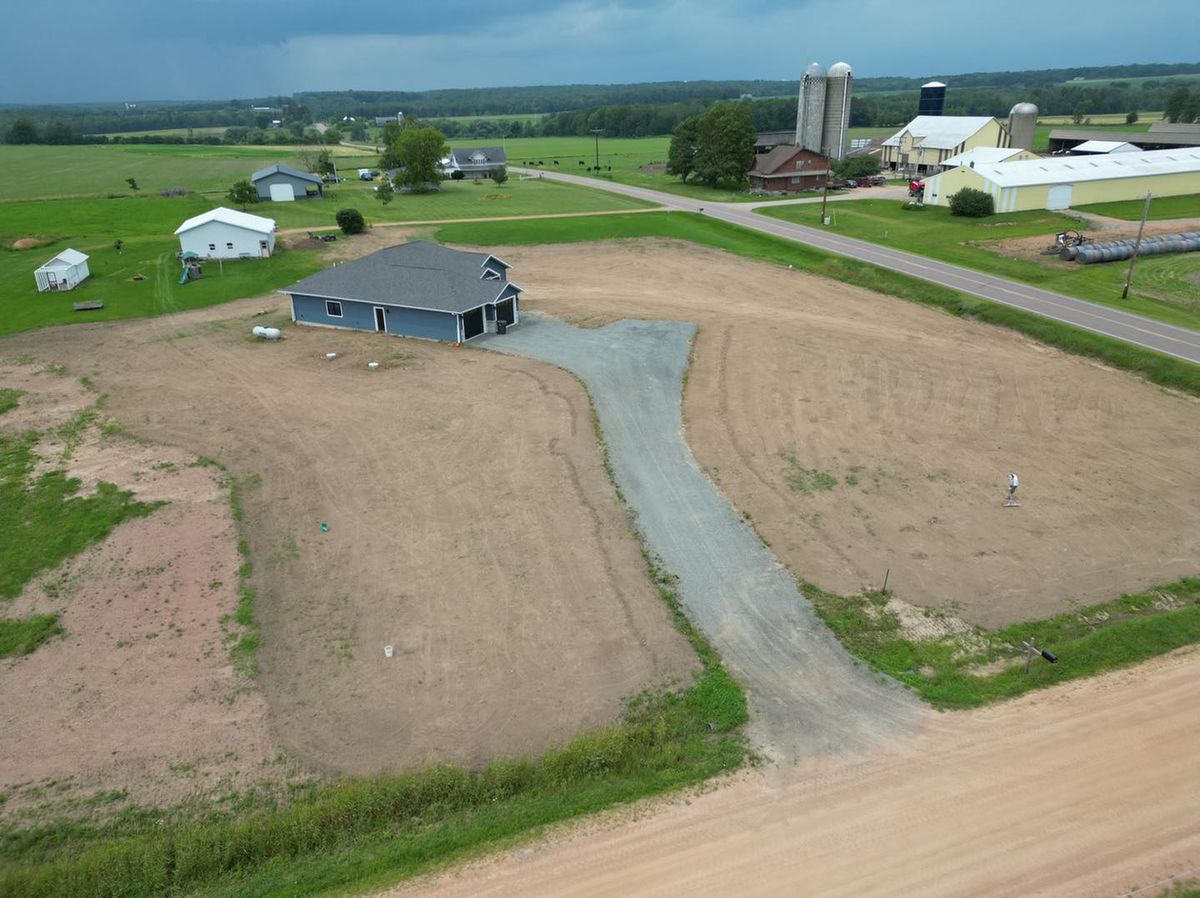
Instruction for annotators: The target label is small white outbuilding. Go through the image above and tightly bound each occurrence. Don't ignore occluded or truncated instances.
[174,207,277,260]
[34,248,90,292]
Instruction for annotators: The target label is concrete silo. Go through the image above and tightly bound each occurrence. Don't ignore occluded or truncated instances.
[795,62,827,154]
[1008,102,1039,152]
[822,61,854,160]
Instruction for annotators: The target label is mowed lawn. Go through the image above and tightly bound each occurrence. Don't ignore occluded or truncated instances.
[0,144,657,335]
[759,200,1200,330]
[1077,193,1200,221]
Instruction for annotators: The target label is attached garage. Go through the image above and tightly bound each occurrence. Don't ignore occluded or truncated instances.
[283,241,522,343]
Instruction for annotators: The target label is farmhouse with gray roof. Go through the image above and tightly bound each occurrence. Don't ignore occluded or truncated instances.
[251,163,324,201]
[444,146,507,179]
[283,241,521,342]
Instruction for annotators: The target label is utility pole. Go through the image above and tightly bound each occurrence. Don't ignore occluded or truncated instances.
[590,128,604,172]
[1121,192,1153,299]
[820,178,830,224]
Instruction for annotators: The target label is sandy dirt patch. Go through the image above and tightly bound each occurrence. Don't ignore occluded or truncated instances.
[396,646,1200,898]
[493,239,1200,627]
[0,362,282,818]
[7,299,696,777]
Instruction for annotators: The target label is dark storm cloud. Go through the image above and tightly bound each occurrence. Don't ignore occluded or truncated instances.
[0,0,1195,103]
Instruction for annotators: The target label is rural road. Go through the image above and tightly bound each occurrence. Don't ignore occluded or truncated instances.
[394,647,1200,898]
[514,167,1200,365]
[478,315,921,760]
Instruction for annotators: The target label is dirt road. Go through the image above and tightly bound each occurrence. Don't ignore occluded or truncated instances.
[397,646,1200,898]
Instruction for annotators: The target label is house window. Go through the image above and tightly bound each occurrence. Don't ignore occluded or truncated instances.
[208,243,216,251]
[226,242,234,250]
[790,176,802,184]
[325,300,343,318]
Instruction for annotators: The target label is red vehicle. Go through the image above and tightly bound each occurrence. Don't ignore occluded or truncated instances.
[908,179,925,198]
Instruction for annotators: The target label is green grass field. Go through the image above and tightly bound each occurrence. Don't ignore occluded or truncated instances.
[759,200,1200,330]
[1077,193,1200,220]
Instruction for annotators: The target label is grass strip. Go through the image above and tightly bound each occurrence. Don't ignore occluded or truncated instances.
[0,431,161,600]
[0,390,21,415]
[0,614,63,658]
[434,212,1200,396]
[804,576,1200,709]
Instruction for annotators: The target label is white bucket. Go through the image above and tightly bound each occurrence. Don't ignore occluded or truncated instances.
[384,645,394,658]
[325,352,338,360]
[367,361,380,370]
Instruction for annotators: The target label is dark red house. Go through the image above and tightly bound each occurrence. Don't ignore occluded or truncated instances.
[747,145,830,193]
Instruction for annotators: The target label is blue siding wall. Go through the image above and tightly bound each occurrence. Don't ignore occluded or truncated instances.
[291,294,459,341]
[255,172,320,200]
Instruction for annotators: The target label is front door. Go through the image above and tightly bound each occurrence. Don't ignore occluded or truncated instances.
[373,307,387,333]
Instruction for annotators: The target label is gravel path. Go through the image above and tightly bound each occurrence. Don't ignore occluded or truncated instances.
[479,315,921,760]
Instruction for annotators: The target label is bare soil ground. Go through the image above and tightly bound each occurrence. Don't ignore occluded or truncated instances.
[4,292,696,784]
[397,645,1200,898]
[0,361,282,819]
[987,215,1200,263]
[495,240,1200,627]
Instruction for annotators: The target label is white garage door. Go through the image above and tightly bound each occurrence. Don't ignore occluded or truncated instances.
[269,182,296,202]
[1047,183,1073,210]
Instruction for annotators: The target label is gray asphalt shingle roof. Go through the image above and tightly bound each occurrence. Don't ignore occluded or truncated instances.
[251,163,323,184]
[282,241,519,314]
[448,146,507,167]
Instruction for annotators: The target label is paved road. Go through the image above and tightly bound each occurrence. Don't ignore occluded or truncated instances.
[515,168,1200,365]
[478,316,922,761]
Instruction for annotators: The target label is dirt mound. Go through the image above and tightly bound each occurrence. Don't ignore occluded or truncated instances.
[9,236,55,251]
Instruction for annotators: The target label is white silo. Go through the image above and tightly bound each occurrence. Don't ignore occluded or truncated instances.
[795,62,827,154]
[1008,102,1039,152]
[822,61,854,160]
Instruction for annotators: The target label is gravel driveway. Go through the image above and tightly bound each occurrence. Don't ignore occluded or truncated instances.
[479,314,921,760]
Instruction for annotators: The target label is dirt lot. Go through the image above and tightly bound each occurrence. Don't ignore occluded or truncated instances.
[2,293,696,789]
[0,362,282,816]
[497,239,1200,627]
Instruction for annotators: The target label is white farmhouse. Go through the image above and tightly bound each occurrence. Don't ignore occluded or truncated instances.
[34,248,90,292]
[174,207,277,260]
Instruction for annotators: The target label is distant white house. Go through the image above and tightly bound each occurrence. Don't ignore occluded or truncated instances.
[443,146,508,180]
[34,248,90,293]
[174,207,276,259]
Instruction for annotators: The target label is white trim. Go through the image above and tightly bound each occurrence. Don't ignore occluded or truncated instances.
[373,306,387,333]
[325,300,344,318]
[480,253,512,270]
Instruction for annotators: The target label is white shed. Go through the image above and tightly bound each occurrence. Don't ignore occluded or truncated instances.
[34,248,90,293]
[174,207,277,260]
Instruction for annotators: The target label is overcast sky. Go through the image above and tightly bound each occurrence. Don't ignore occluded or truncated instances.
[1,0,1195,104]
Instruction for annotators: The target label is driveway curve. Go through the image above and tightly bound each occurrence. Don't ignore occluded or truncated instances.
[479,315,921,760]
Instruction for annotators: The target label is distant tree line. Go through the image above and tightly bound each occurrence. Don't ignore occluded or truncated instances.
[2,63,1197,144]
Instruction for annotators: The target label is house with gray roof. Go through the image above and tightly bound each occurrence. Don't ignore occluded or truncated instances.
[283,242,521,342]
[444,146,507,180]
[251,163,324,201]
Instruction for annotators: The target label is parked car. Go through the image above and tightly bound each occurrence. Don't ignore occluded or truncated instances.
[869,174,887,186]
[842,179,858,188]
[357,169,379,181]
[855,177,874,187]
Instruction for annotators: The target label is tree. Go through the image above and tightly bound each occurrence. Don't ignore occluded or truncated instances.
[375,178,394,206]
[1071,100,1093,125]
[227,179,258,209]
[666,116,701,182]
[336,208,365,235]
[43,122,75,145]
[350,125,367,142]
[832,156,881,180]
[126,177,139,191]
[4,118,38,144]
[691,101,756,188]
[385,126,448,192]
[1125,111,1139,125]
[489,165,509,185]
[949,187,994,217]
[322,126,343,145]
